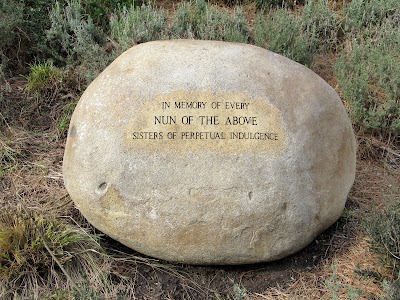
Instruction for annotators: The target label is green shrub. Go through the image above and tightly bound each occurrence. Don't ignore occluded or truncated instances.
[46,0,106,62]
[254,0,340,65]
[224,7,250,43]
[171,0,249,42]
[170,1,194,39]
[344,0,400,32]
[254,0,304,10]
[0,0,24,51]
[209,0,304,8]
[24,0,66,59]
[0,0,24,69]
[196,5,234,41]
[110,3,168,51]
[364,201,400,273]
[1,0,69,71]
[335,18,400,138]
[254,9,313,66]
[196,5,249,42]
[303,0,341,52]
[81,0,133,30]
[170,0,210,39]
[46,0,112,84]
[2,0,134,72]
[364,200,400,300]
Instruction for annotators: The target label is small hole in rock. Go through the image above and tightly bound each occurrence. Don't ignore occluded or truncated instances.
[98,182,107,190]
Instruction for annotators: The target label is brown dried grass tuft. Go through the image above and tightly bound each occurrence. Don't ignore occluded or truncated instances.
[254,236,388,300]
[349,145,400,215]
[357,136,400,174]
[0,127,68,212]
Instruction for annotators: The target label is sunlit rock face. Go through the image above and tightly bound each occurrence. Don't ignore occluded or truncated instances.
[63,40,356,265]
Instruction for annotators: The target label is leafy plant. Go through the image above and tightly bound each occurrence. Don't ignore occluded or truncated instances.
[0,0,24,69]
[335,17,400,139]
[233,283,248,300]
[254,0,341,65]
[110,2,168,51]
[197,5,233,40]
[170,0,211,39]
[255,0,304,10]
[224,8,250,43]
[46,0,111,84]
[1,0,70,72]
[24,0,66,59]
[254,8,313,66]
[364,201,400,300]
[364,201,400,272]
[0,0,24,49]
[196,5,249,42]
[171,0,249,42]
[170,1,195,39]
[344,0,400,32]
[47,0,106,61]
[81,0,133,30]
[303,0,341,52]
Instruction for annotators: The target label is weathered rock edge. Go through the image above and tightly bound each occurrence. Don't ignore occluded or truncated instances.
[63,40,356,265]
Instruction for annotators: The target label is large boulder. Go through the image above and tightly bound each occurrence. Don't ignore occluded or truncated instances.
[63,40,356,265]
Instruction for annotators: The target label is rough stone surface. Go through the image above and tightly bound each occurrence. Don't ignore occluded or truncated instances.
[63,40,356,265]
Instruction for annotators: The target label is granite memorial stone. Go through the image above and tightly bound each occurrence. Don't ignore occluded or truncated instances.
[63,40,356,264]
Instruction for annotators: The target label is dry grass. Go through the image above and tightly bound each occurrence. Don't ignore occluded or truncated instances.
[0,127,67,209]
[254,236,388,299]
[349,142,400,218]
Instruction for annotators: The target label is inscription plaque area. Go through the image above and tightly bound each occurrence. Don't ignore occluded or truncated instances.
[126,91,287,154]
